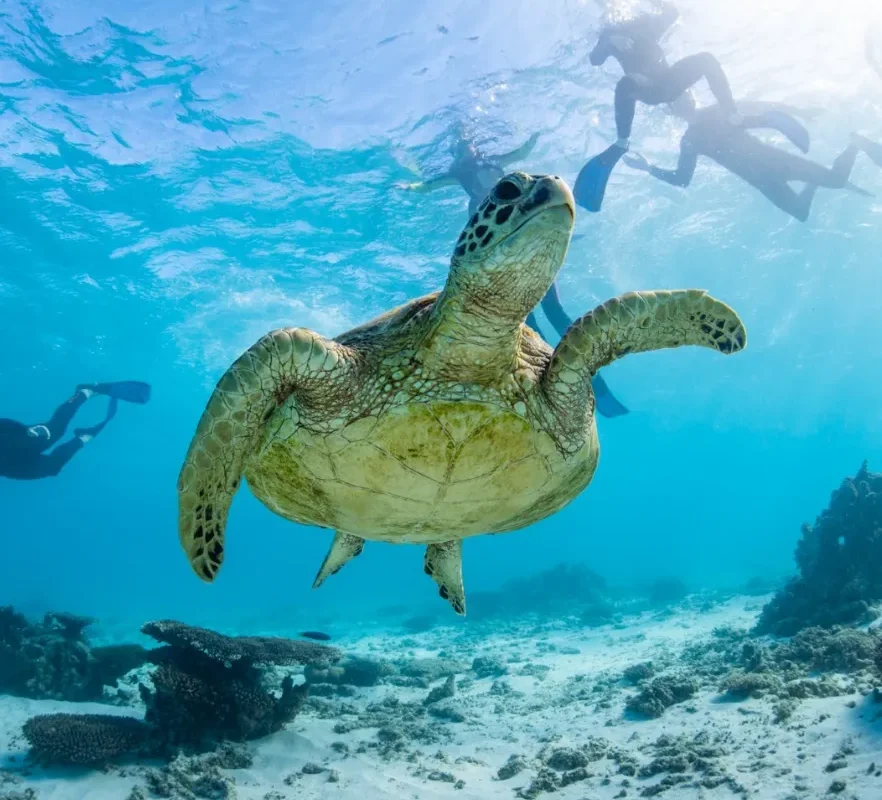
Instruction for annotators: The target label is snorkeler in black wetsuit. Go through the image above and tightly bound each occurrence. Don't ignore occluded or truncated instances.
[0,381,151,480]
[396,132,629,418]
[576,2,742,212]
[396,132,540,217]
[622,103,877,222]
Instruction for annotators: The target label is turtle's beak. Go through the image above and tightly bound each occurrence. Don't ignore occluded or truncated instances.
[517,175,575,229]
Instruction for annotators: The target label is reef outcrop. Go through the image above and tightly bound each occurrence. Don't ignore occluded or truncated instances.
[22,619,341,766]
[758,462,882,635]
[0,606,149,701]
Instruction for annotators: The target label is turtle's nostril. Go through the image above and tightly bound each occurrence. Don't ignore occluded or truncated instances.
[495,180,521,201]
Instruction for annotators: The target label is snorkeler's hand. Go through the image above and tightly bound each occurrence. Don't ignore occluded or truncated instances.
[623,153,650,172]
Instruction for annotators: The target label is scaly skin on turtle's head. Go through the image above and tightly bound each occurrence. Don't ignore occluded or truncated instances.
[445,172,575,324]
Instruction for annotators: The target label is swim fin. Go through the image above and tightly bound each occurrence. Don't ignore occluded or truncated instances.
[573,144,628,213]
[592,372,628,418]
[92,381,152,404]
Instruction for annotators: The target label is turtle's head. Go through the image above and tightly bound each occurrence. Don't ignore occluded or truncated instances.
[447,172,575,323]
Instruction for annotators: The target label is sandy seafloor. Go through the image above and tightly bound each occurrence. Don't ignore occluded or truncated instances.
[2,595,881,800]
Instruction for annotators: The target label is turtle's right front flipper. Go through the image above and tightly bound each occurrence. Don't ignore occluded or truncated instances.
[177,328,351,583]
[541,290,746,445]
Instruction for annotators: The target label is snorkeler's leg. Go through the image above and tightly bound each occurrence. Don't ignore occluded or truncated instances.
[637,53,738,118]
[775,145,860,189]
[575,73,663,212]
[574,78,637,212]
[42,388,93,442]
[753,178,816,222]
[74,398,119,440]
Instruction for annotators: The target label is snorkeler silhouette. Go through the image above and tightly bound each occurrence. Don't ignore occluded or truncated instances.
[396,128,629,418]
[621,103,877,222]
[0,381,151,480]
[396,129,540,217]
[576,1,742,212]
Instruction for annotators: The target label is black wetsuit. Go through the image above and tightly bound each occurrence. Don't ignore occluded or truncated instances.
[643,105,863,222]
[0,390,112,480]
[448,154,506,217]
[579,5,737,213]
[589,3,731,128]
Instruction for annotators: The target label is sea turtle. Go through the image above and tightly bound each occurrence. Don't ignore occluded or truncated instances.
[178,172,746,614]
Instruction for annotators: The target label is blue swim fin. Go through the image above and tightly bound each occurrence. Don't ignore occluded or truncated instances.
[592,372,628,418]
[573,144,628,213]
[93,381,152,404]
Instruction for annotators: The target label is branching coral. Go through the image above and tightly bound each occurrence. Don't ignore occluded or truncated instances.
[23,713,151,765]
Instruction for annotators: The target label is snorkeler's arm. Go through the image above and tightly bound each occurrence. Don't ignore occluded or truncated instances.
[497,133,540,167]
[646,138,698,188]
[396,173,458,193]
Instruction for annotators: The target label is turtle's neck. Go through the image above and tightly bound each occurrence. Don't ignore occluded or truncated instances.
[418,287,526,384]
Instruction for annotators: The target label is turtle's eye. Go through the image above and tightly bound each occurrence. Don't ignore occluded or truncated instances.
[494,180,521,202]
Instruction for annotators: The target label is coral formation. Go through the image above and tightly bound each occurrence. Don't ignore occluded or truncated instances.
[625,674,698,718]
[424,675,456,706]
[142,747,250,799]
[472,655,508,678]
[21,619,338,767]
[140,620,326,749]
[141,620,339,668]
[23,713,151,765]
[622,662,655,684]
[0,606,149,701]
[758,462,882,635]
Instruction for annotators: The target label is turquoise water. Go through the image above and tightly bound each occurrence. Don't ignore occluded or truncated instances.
[1,0,881,632]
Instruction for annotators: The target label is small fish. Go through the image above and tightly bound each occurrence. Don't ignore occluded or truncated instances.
[300,630,331,641]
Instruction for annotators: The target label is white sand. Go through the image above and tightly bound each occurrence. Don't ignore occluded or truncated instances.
[2,595,881,800]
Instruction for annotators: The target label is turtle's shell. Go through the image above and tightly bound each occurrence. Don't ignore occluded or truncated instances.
[244,392,598,544]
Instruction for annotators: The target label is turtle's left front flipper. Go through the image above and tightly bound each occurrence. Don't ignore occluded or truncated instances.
[542,290,746,430]
[178,328,353,583]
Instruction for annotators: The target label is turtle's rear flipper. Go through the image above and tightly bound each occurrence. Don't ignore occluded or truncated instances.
[313,532,365,589]
[425,541,465,615]
[92,381,152,404]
